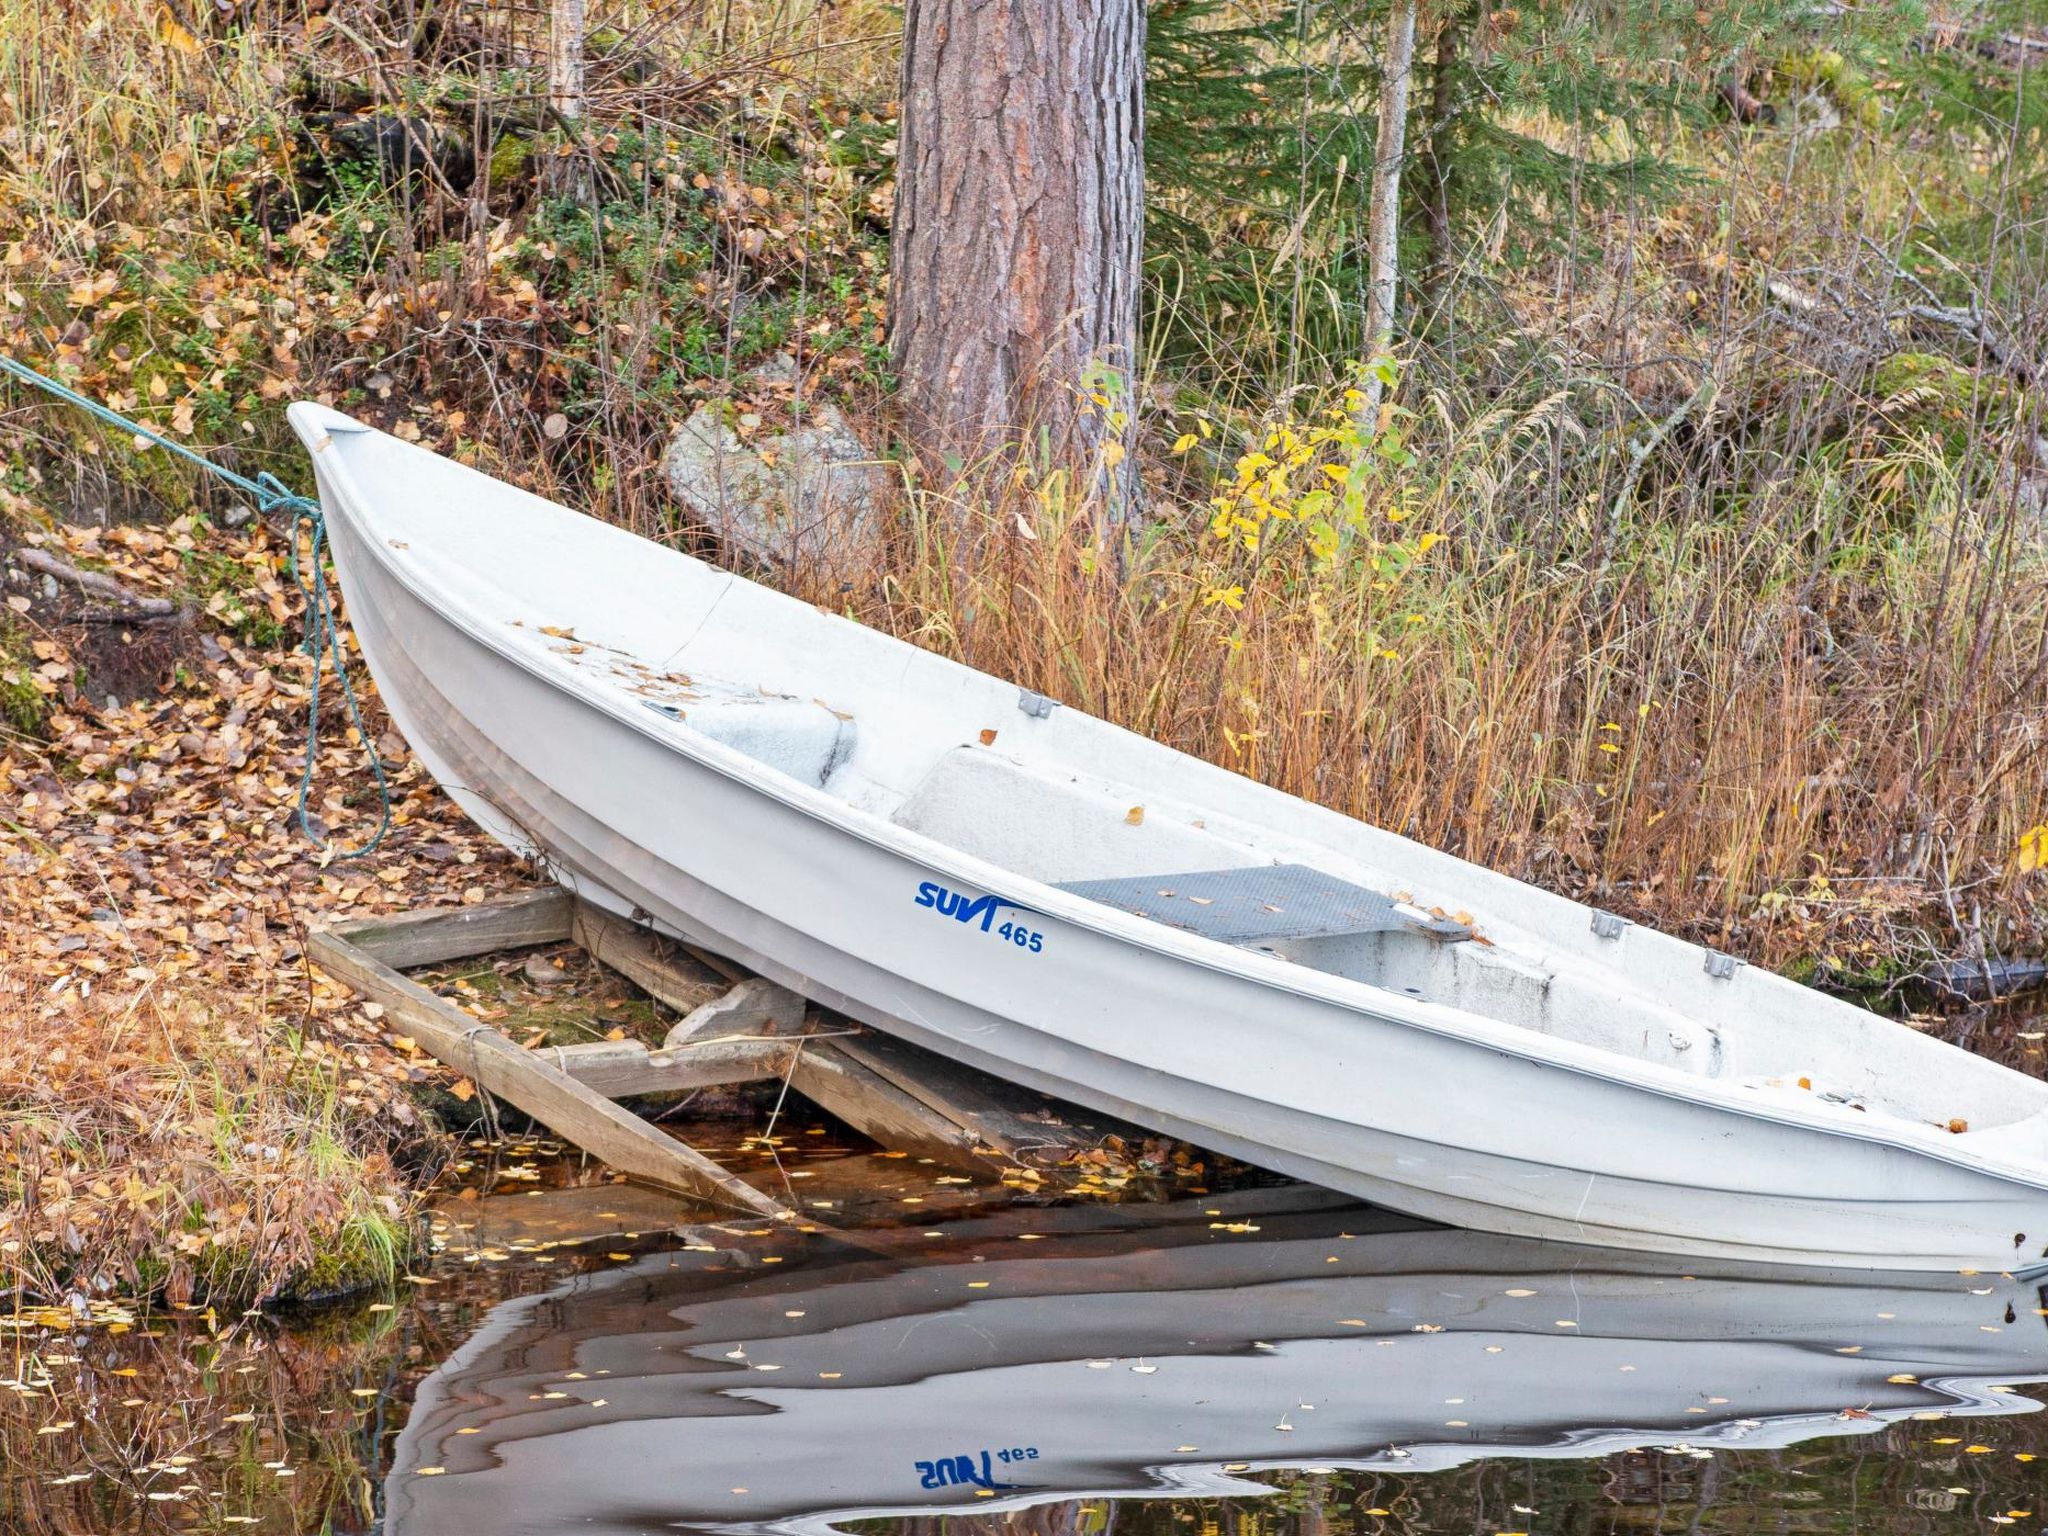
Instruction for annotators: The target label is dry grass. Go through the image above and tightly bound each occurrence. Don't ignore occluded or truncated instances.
[0,986,414,1307]
[849,401,2047,974]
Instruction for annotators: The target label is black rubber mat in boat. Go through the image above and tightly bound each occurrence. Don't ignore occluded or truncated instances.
[1052,863,1471,946]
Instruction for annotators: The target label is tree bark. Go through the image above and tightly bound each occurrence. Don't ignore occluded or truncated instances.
[1419,6,1464,297]
[1355,0,1418,429]
[890,0,1146,516]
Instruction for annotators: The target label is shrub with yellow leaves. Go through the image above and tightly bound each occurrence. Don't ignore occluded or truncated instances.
[1187,368,1446,676]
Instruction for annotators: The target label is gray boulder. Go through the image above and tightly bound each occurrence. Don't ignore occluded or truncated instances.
[663,390,887,570]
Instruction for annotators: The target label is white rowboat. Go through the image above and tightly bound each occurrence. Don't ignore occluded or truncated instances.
[290,403,2048,1271]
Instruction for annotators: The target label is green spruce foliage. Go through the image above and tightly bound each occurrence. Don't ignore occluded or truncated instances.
[1142,0,1911,391]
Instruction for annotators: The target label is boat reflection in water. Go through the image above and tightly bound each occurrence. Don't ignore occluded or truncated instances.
[386,1189,2048,1536]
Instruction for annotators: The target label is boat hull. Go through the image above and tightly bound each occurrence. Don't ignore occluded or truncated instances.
[313,491,2048,1271]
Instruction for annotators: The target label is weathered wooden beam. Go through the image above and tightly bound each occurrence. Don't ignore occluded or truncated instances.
[309,927,790,1219]
[828,1030,1092,1165]
[664,976,806,1047]
[787,1039,993,1172]
[547,1035,794,1097]
[569,901,731,1015]
[428,1184,710,1252]
[682,942,749,984]
[330,888,573,969]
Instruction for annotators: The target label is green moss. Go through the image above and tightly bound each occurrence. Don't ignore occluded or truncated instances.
[195,1202,415,1307]
[488,130,533,187]
[1869,350,2016,464]
[179,547,289,648]
[0,617,50,737]
[1773,48,1881,128]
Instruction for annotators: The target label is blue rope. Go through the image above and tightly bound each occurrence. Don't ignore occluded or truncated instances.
[0,353,391,860]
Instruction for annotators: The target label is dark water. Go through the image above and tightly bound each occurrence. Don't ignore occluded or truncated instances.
[9,1022,2048,1535]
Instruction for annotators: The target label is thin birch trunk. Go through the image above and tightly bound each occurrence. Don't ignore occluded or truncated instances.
[1355,0,1419,432]
[545,0,589,200]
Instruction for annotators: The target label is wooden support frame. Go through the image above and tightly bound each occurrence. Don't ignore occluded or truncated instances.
[310,897,791,1219]
[311,886,1113,1213]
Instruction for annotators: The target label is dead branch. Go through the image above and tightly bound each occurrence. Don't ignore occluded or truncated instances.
[16,548,178,617]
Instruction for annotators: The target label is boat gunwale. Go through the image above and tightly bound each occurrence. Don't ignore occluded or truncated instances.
[292,404,2048,1197]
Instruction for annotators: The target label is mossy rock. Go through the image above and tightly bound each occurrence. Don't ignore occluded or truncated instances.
[1772,48,1880,128]
[488,130,533,187]
[246,1207,417,1307]
[1869,350,2017,462]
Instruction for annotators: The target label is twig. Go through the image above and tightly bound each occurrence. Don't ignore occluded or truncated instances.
[1603,374,1717,554]
[15,548,177,617]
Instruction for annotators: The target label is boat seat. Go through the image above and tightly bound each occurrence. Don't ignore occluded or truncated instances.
[640,685,856,788]
[1054,864,1473,946]
[890,746,1270,881]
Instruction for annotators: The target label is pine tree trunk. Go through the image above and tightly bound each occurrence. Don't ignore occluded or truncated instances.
[1356,0,1418,428]
[890,0,1146,517]
[544,0,588,200]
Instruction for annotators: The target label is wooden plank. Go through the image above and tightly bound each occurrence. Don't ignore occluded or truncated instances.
[570,902,731,1015]
[428,1184,710,1253]
[331,888,573,969]
[664,976,806,1047]
[682,942,749,984]
[832,1031,1103,1164]
[309,927,791,1219]
[547,1035,793,1097]
[786,1040,993,1172]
